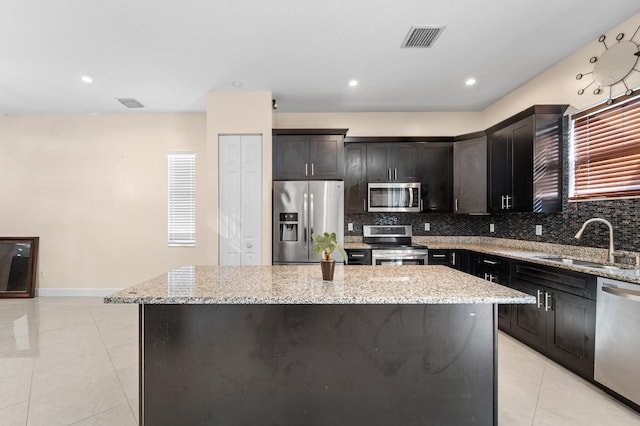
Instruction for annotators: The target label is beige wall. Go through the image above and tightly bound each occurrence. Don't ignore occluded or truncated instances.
[0,113,209,291]
[206,91,273,265]
[273,112,483,136]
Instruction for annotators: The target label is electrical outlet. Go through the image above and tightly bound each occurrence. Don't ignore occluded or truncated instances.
[535,225,543,236]
[490,223,495,233]
[424,223,431,231]
[347,223,354,231]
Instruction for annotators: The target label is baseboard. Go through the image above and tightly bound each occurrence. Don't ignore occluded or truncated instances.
[36,288,123,297]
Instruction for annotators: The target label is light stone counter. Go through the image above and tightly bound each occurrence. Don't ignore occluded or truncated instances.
[344,237,640,284]
[104,264,534,305]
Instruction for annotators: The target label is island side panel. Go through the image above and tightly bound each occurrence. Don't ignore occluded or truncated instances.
[141,304,496,425]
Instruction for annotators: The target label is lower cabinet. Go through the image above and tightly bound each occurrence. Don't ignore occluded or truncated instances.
[510,261,596,380]
[345,248,372,265]
[475,254,512,331]
[428,249,474,274]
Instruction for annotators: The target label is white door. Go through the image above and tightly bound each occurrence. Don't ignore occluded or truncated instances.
[219,135,262,265]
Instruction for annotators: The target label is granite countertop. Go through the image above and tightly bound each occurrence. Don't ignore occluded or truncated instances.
[344,237,640,284]
[104,264,535,305]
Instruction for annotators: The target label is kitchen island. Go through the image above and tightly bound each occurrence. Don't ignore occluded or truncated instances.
[105,264,534,425]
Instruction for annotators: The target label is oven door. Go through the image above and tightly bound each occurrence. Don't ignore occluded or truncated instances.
[372,250,429,265]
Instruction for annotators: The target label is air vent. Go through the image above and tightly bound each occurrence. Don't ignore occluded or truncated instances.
[401,26,445,48]
[116,98,144,108]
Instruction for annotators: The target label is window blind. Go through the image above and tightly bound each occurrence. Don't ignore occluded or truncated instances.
[168,152,196,246]
[569,94,640,200]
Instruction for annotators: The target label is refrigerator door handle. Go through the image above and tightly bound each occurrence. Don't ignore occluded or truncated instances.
[310,193,315,236]
[303,192,308,242]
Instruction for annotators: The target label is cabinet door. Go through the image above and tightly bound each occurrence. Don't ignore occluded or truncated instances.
[453,137,487,214]
[545,290,595,380]
[344,143,367,213]
[510,117,534,212]
[274,135,309,179]
[309,135,344,179]
[487,128,511,212]
[417,143,453,212]
[366,144,391,182]
[391,144,419,182]
[510,279,546,353]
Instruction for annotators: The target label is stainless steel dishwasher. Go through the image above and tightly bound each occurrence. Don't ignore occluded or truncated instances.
[595,277,640,406]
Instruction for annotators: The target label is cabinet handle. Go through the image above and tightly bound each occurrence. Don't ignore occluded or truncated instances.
[455,198,459,211]
[432,254,446,258]
[305,163,309,177]
[420,199,423,211]
[452,252,456,265]
[363,199,367,211]
[536,290,543,309]
[506,195,512,209]
[311,163,314,176]
[483,259,499,265]
[501,195,506,210]
[545,292,552,311]
[484,273,490,280]
[394,168,397,180]
[350,254,365,258]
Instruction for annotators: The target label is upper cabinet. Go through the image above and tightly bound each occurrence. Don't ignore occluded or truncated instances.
[486,106,567,213]
[344,143,367,213]
[417,142,453,212]
[453,136,487,214]
[366,143,418,182]
[273,130,347,180]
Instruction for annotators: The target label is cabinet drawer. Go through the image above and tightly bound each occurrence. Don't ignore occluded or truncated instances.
[513,262,596,299]
[345,249,372,265]
[428,249,451,265]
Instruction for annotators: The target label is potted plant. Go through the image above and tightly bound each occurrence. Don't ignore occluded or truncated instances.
[311,232,348,280]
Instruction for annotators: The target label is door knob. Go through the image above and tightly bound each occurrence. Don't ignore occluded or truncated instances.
[247,243,252,248]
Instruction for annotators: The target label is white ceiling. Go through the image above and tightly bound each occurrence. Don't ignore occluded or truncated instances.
[2,0,640,114]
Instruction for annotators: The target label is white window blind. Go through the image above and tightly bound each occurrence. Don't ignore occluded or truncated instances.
[569,94,640,201]
[168,152,196,246]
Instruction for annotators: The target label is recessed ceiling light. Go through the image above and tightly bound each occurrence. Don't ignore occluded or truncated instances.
[231,81,243,87]
[81,75,93,84]
[349,80,358,87]
[465,78,476,86]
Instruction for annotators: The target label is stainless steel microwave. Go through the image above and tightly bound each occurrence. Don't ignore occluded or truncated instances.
[368,182,421,212]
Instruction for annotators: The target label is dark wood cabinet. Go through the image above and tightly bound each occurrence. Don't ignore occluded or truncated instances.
[475,254,513,331]
[453,136,487,214]
[273,131,346,180]
[366,143,418,183]
[429,249,474,274]
[510,261,596,380]
[417,142,453,212]
[344,248,372,265]
[486,106,566,213]
[344,143,367,213]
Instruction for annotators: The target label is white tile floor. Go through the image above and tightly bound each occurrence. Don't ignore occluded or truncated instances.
[0,297,638,425]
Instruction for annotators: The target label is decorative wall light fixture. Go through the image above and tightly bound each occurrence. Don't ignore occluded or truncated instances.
[576,25,640,105]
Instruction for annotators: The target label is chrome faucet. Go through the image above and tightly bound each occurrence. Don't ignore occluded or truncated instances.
[574,218,616,263]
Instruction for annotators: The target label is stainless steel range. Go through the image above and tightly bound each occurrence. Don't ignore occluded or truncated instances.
[363,225,429,265]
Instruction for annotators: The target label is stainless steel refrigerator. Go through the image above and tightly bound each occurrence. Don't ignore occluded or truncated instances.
[273,180,344,264]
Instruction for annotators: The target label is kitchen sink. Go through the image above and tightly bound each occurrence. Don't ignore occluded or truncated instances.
[534,255,623,270]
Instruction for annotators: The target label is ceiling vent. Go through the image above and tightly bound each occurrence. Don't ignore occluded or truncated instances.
[116,98,144,108]
[401,26,445,48]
